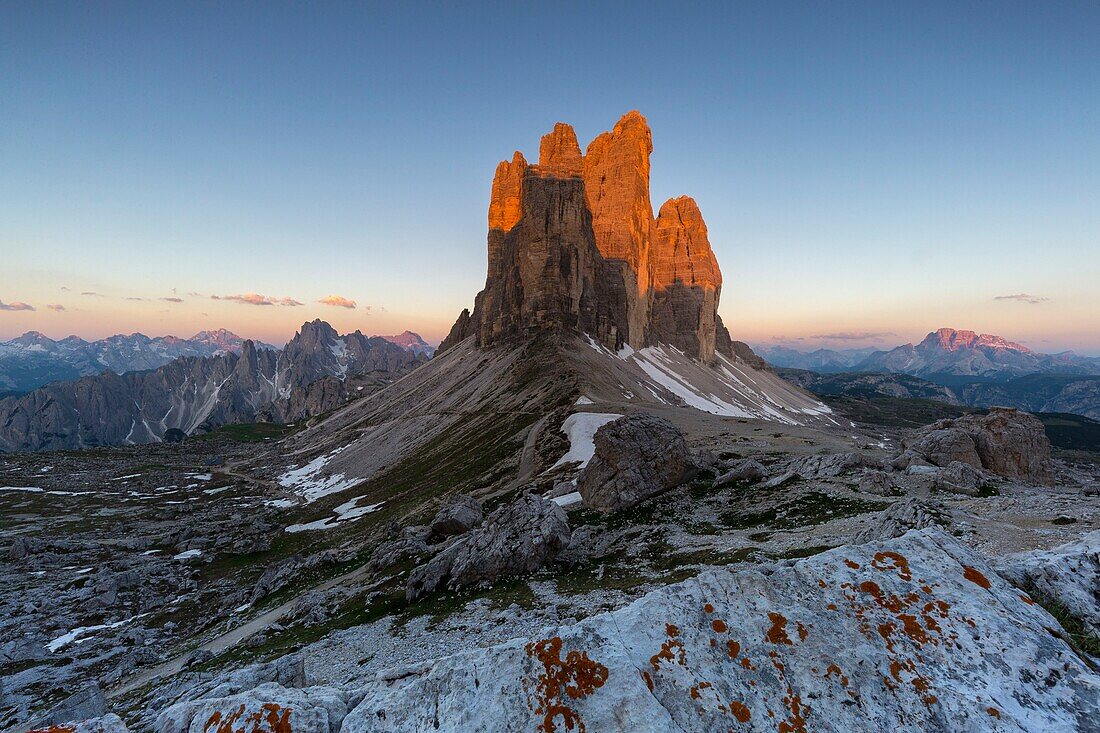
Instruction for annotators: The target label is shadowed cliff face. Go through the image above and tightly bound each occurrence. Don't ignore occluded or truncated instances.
[452,111,732,362]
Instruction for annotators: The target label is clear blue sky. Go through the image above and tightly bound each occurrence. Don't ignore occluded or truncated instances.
[2,2,1098,352]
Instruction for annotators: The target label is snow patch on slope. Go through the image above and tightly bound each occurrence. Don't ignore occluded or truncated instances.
[550,413,621,470]
[277,446,357,502]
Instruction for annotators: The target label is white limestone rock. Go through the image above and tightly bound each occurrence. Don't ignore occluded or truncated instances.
[344,528,1099,732]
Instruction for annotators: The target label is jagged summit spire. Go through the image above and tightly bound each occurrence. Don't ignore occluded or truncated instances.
[444,112,732,362]
[537,123,583,177]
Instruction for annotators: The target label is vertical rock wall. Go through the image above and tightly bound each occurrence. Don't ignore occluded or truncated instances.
[446,111,733,362]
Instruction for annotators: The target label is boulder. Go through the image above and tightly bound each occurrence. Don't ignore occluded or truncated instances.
[30,714,129,733]
[858,470,902,496]
[854,498,949,543]
[786,451,882,480]
[406,493,571,602]
[367,536,431,572]
[711,459,767,488]
[996,530,1100,636]
[9,535,29,560]
[156,683,347,733]
[345,528,1100,732]
[903,427,981,469]
[935,460,989,495]
[962,408,1054,485]
[899,408,1052,485]
[429,494,483,537]
[27,683,108,730]
[578,413,694,512]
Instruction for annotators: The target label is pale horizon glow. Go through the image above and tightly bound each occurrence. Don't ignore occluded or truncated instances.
[2,4,1098,354]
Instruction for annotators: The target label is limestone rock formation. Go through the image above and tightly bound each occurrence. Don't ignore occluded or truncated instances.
[406,493,571,602]
[648,196,723,359]
[854,498,950,543]
[897,407,1053,485]
[995,530,1100,636]
[436,308,471,354]
[578,413,694,512]
[429,494,483,537]
[157,683,348,733]
[538,123,583,177]
[472,165,627,349]
[343,528,1100,732]
[446,111,736,363]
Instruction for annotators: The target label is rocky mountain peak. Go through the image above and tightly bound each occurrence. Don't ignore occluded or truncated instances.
[12,331,54,347]
[295,318,339,346]
[444,112,733,362]
[536,122,583,177]
[487,151,526,234]
[923,328,1032,354]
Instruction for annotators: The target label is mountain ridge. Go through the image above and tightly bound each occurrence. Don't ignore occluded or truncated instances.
[0,328,280,394]
[758,327,1100,379]
[0,320,425,452]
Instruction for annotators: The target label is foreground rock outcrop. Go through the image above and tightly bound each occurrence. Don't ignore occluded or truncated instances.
[444,111,733,362]
[406,494,570,601]
[578,413,694,512]
[895,407,1053,485]
[996,530,1100,636]
[45,529,1099,732]
[347,528,1099,731]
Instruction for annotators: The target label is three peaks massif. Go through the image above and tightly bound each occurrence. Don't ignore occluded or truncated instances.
[441,111,733,362]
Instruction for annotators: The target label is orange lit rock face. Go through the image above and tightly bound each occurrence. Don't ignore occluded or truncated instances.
[537,123,584,178]
[649,196,723,360]
[488,151,526,233]
[453,111,731,361]
[583,111,655,347]
[474,168,627,348]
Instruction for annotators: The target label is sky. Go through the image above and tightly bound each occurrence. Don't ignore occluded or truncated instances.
[1,2,1098,353]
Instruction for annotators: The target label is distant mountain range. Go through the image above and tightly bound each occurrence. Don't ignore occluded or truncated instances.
[0,320,427,452]
[0,328,436,394]
[758,328,1100,379]
[0,329,279,394]
[760,328,1100,420]
[381,330,436,357]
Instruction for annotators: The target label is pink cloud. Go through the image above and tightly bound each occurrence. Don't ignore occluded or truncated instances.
[317,295,357,309]
[0,300,35,312]
[211,292,303,307]
[47,303,66,312]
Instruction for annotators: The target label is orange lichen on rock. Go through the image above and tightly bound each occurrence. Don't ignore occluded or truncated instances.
[730,700,752,723]
[777,691,808,733]
[726,640,741,659]
[987,707,1001,719]
[28,727,75,733]
[844,559,861,569]
[765,612,793,645]
[825,663,849,687]
[872,551,913,581]
[524,636,609,733]
[963,566,992,589]
[204,703,293,733]
[650,623,687,671]
[712,619,728,633]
